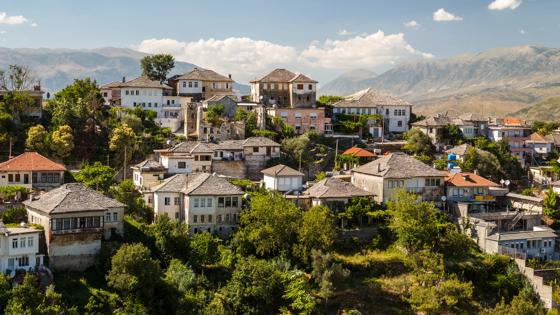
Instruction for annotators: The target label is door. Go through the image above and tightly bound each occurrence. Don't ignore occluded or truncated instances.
[266,147,271,157]
[24,174,29,184]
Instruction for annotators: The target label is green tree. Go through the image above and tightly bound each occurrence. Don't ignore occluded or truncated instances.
[460,147,503,182]
[151,215,190,264]
[109,180,153,222]
[339,197,373,227]
[75,162,116,193]
[109,123,137,164]
[442,124,464,146]
[206,103,225,125]
[50,125,74,159]
[294,205,336,263]
[482,290,544,315]
[310,250,350,302]
[189,232,222,268]
[544,188,559,218]
[403,128,434,156]
[282,270,316,314]
[316,95,344,107]
[25,124,48,154]
[165,259,197,293]
[140,54,175,82]
[235,108,257,136]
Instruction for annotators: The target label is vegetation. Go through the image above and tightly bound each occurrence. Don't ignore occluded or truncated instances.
[403,128,435,157]
[316,95,344,107]
[140,54,175,82]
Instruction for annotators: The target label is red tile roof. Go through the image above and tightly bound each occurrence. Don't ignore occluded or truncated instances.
[0,152,66,172]
[445,172,498,187]
[342,147,376,158]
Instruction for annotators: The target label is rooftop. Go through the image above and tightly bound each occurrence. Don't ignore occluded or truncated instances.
[445,144,486,156]
[251,68,317,83]
[0,152,66,172]
[445,172,499,187]
[333,88,411,108]
[176,67,234,82]
[104,76,172,90]
[303,177,372,199]
[352,153,446,179]
[261,164,304,177]
[23,183,125,215]
[487,227,557,241]
[152,173,243,196]
[342,147,376,158]
[133,159,165,172]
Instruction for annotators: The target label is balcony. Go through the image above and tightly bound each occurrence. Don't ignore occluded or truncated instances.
[51,227,103,235]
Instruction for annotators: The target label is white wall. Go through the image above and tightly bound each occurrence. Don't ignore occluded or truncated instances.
[160,156,193,174]
[263,175,303,192]
[154,192,182,219]
[120,87,165,114]
[177,80,202,94]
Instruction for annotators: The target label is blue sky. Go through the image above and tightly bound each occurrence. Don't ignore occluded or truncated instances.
[1,0,559,83]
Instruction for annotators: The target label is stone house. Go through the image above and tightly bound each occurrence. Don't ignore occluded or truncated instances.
[250,69,317,108]
[267,107,332,135]
[167,67,234,101]
[23,183,125,271]
[351,153,447,204]
[0,152,66,191]
[132,159,165,192]
[155,141,215,174]
[0,222,44,276]
[261,164,304,192]
[298,177,373,209]
[202,95,238,119]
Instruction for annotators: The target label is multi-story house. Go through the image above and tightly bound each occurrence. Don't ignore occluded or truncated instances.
[250,69,317,108]
[351,153,447,204]
[148,173,244,236]
[0,152,66,191]
[299,177,373,210]
[24,183,125,270]
[445,172,499,215]
[168,68,234,101]
[261,164,305,193]
[0,222,44,276]
[267,107,332,135]
[155,142,215,174]
[488,117,532,166]
[412,113,489,147]
[132,159,165,192]
[525,132,555,160]
[332,88,412,134]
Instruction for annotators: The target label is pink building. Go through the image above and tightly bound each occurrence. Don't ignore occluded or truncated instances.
[268,107,332,135]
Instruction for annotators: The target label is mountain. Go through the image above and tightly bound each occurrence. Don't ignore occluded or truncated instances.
[511,97,560,121]
[318,69,377,96]
[0,47,250,95]
[358,46,560,117]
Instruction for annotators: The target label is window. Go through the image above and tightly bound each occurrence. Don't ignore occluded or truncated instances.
[194,82,198,88]
[297,84,304,90]
[201,198,206,207]
[208,215,212,223]
[425,178,441,187]
[200,215,205,223]
[113,213,118,222]
[183,82,187,88]
[188,81,193,88]
[397,121,403,127]
[253,147,259,153]
[15,174,20,182]
[164,197,171,205]
[193,215,198,223]
[20,238,26,248]
[308,84,312,90]
[232,197,238,207]
[63,218,70,230]
[225,197,232,207]
[217,215,222,223]
[207,198,212,207]
[106,213,111,222]
[8,174,13,182]
[12,238,17,249]
[194,198,199,208]
[218,197,224,207]
[225,214,230,223]
[174,197,180,205]
[388,180,404,188]
[18,256,29,267]
[136,90,139,95]
[175,212,179,219]
[386,109,389,115]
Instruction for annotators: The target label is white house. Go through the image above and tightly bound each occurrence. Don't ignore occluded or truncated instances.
[0,223,44,276]
[332,88,412,134]
[300,177,373,209]
[525,132,555,158]
[261,164,304,192]
[149,173,244,237]
[168,67,234,101]
[0,152,66,191]
[132,159,165,191]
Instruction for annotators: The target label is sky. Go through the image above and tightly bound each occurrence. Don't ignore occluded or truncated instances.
[0,0,559,83]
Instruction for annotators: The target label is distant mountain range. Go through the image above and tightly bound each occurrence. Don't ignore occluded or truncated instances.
[317,69,377,96]
[320,46,560,120]
[0,47,250,95]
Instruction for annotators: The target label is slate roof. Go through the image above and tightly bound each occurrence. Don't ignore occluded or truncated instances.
[0,152,66,172]
[23,183,125,215]
[158,141,214,154]
[445,144,486,156]
[333,88,411,108]
[352,153,447,179]
[176,68,233,82]
[100,81,122,89]
[412,115,474,127]
[204,94,237,103]
[152,173,243,196]
[133,159,165,172]
[261,164,304,177]
[303,177,372,199]
[342,147,376,158]
[445,172,499,187]
[251,68,317,83]
[108,76,172,90]
[526,132,554,143]
[242,137,280,147]
[487,228,557,241]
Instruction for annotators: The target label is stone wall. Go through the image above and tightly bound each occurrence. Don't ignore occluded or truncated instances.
[212,160,247,179]
[48,232,102,271]
[245,155,269,180]
[515,258,557,309]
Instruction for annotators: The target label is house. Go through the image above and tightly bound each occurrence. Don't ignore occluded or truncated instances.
[155,141,215,174]
[445,172,499,215]
[202,95,238,119]
[486,226,558,260]
[242,137,282,179]
[0,152,66,191]
[488,117,532,166]
[168,67,234,101]
[132,159,165,191]
[340,147,377,169]
[267,107,332,135]
[148,173,244,236]
[332,88,412,134]
[299,177,373,209]
[261,164,304,192]
[195,104,245,141]
[0,222,44,276]
[525,132,555,159]
[411,113,490,148]
[351,153,447,204]
[445,144,487,162]
[23,183,125,270]
[250,69,317,108]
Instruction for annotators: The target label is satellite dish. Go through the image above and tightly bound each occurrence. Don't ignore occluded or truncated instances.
[505,180,511,186]
[441,196,447,202]
[500,179,505,185]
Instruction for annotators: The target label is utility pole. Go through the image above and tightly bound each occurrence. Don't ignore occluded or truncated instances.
[123,146,127,180]
[8,136,12,159]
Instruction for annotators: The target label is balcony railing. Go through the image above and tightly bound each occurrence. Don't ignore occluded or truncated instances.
[51,227,103,235]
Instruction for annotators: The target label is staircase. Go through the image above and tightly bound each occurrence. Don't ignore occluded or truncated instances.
[508,210,524,231]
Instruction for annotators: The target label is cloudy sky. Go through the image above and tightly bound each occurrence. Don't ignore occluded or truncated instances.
[1,0,559,84]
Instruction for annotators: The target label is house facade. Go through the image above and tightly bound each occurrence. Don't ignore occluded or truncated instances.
[0,152,66,191]
[24,183,125,271]
[261,164,304,192]
[250,69,317,108]
[300,177,373,209]
[488,117,532,165]
[168,68,234,101]
[267,107,332,135]
[132,159,165,191]
[351,153,446,204]
[0,223,44,276]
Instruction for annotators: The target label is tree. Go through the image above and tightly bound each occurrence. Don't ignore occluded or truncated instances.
[339,197,374,227]
[150,215,190,264]
[544,188,559,218]
[109,123,137,164]
[294,205,336,263]
[310,250,350,302]
[442,124,464,146]
[482,290,544,315]
[316,95,343,107]
[234,192,302,257]
[235,108,258,136]
[0,65,36,91]
[189,232,222,268]
[106,243,163,300]
[403,128,434,156]
[282,270,316,314]
[206,103,225,125]
[25,124,48,154]
[165,259,196,293]
[110,180,154,222]
[140,54,175,82]
[75,162,116,193]
[50,125,74,159]
[460,147,503,182]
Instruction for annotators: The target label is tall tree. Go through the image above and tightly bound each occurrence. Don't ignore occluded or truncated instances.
[140,54,175,82]
[75,162,115,193]
[294,205,336,263]
[0,65,36,91]
[403,128,434,156]
[109,123,137,166]
[50,125,74,159]
[25,124,48,154]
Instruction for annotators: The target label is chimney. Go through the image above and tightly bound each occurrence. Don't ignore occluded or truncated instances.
[122,76,126,83]
[228,74,232,79]
[377,163,381,173]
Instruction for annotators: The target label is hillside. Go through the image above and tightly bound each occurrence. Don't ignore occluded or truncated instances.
[0,47,250,94]
[318,69,377,96]
[512,97,560,121]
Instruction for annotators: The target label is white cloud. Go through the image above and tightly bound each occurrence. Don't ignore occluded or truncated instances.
[0,12,27,25]
[404,20,420,28]
[337,29,355,36]
[433,8,463,22]
[136,37,298,82]
[489,0,522,10]
[30,22,38,27]
[299,31,433,70]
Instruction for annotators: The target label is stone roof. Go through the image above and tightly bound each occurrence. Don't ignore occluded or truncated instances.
[458,113,490,122]
[242,137,280,147]
[152,173,243,196]
[159,141,214,154]
[352,153,447,179]
[204,94,237,103]
[412,114,473,128]
[445,172,499,187]
[445,144,486,156]
[251,68,317,83]
[213,140,244,151]
[109,76,172,90]
[100,81,121,89]
[526,132,554,143]
[0,152,66,172]
[333,88,411,108]
[176,68,233,82]
[23,183,125,215]
[487,227,557,241]
[303,177,372,199]
[261,164,304,177]
[133,159,165,172]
